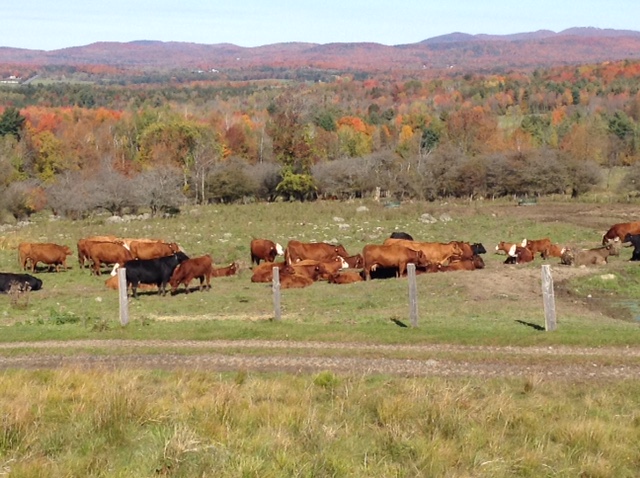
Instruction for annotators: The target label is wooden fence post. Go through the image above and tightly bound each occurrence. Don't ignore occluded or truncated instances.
[272,266,281,321]
[541,264,556,331]
[407,263,418,327]
[117,267,129,326]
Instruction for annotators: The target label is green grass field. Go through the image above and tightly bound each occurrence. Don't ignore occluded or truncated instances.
[1,198,640,477]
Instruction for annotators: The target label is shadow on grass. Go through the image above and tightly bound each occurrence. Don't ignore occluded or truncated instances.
[515,319,545,331]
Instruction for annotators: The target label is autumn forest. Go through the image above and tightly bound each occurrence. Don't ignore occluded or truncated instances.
[2,54,640,220]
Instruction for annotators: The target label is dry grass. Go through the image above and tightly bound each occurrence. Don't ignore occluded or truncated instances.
[0,368,639,477]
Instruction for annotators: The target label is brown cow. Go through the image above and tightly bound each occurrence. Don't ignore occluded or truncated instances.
[169,254,215,294]
[104,275,156,291]
[19,243,73,272]
[251,262,295,283]
[495,241,516,255]
[280,273,315,289]
[382,238,462,265]
[436,255,485,272]
[522,238,552,258]
[129,240,181,260]
[504,244,534,264]
[86,241,134,275]
[291,257,349,281]
[362,244,430,280]
[17,242,33,270]
[328,271,364,284]
[213,262,238,277]
[284,240,350,264]
[77,237,124,269]
[343,254,364,269]
[291,260,323,281]
[602,221,640,245]
[541,243,566,259]
[574,244,617,266]
[250,239,284,266]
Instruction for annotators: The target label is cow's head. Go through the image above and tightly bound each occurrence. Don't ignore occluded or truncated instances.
[275,243,284,256]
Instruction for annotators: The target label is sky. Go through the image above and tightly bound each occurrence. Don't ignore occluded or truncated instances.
[3,1,640,51]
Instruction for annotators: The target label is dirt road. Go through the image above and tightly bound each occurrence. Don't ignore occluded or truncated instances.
[1,339,639,380]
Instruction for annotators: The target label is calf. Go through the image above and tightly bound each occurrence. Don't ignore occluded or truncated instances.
[280,273,315,289]
[0,272,43,293]
[120,252,189,298]
[542,243,566,259]
[328,271,364,284]
[495,241,516,255]
[504,244,534,264]
[522,238,552,258]
[169,254,215,294]
[213,262,238,277]
[251,262,295,283]
[250,239,284,265]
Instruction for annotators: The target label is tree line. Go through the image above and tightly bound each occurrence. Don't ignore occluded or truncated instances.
[1,59,640,220]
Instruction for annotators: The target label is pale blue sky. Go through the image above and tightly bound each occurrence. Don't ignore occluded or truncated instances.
[3,1,639,51]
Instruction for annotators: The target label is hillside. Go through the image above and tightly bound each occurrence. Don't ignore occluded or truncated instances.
[1,27,640,73]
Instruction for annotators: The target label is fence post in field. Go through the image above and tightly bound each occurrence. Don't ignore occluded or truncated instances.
[407,263,418,327]
[272,266,281,321]
[117,267,129,326]
[541,264,556,331]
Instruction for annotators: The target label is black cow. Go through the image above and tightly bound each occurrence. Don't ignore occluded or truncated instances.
[471,243,487,255]
[122,252,189,298]
[624,233,640,261]
[0,273,43,293]
[390,232,414,241]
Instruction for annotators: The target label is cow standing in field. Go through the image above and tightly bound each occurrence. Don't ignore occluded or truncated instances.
[119,252,189,298]
[169,254,215,294]
[18,242,73,272]
[129,240,181,260]
[77,237,124,269]
[250,239,284,266]
[86,242,134,275]
[362,244,430,280]
[382,238,462,266]
[602,221,640,245]
[284,240,350,265]
[521,238,552,258]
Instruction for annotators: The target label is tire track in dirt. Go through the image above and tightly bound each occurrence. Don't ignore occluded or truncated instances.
[1,340,639,379]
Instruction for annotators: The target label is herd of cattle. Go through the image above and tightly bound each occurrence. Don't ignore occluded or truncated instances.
[1,221,640,296]
[247,220,640,289]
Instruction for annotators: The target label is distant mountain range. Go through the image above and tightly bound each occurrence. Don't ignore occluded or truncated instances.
[2,27,640,72]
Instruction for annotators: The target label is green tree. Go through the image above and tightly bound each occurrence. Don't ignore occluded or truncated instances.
[0,107,26,139]
[276,167,317,201]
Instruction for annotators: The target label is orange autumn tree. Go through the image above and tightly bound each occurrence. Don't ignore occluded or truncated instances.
[336,116,372,157]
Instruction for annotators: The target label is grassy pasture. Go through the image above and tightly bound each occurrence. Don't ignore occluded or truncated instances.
[0,198,639,345]
[1,198,640,477]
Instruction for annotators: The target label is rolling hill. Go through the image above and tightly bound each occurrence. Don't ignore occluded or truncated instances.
[1,27,640,73]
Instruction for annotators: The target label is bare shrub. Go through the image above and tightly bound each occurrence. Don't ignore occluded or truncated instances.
[8,281,31,309]
[133,166,186,216]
